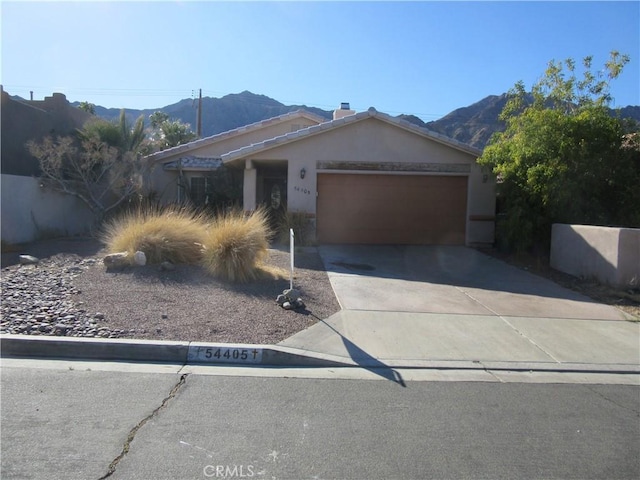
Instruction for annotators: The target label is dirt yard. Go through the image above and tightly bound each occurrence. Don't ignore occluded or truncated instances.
[1,237,341,344]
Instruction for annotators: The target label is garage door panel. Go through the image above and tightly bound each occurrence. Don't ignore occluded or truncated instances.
[317,174,467,245]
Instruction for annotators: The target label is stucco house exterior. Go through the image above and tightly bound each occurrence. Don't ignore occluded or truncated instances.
[145,105,496,246]
[1,88,95,243]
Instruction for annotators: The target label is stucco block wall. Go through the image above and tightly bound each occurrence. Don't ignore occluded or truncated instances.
[550,224,640,288]
[1,174,95,244]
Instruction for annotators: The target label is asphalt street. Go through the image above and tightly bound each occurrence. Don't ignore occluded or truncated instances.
[1,360,639,480]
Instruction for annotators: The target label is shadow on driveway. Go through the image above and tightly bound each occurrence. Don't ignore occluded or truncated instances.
[303,311,406,387]
[319,244,605,305]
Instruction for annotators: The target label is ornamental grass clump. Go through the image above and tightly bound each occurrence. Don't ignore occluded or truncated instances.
[102,206,208,265]
[274,209,314,246]
[201,208,275,282]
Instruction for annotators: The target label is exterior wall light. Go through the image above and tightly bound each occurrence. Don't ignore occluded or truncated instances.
[300,168,306,179]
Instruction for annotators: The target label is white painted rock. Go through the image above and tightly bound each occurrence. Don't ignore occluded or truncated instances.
[133,251,147,266]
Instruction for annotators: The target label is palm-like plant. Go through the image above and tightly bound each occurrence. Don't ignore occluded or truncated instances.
[79,109,146,157]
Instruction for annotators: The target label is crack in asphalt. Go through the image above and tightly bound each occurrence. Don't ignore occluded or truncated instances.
[98,373,189,480]
[585,384,640,416]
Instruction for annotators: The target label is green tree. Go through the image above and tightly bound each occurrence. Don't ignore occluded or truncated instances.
[27,110,150,223]
[479,51,639,252]
[149,111,196,149]
[78,101,96,115]
[80,110,146,155]
[149,111,169,129]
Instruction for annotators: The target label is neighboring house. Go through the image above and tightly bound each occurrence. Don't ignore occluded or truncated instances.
[1,88,92,176]
[1,88,94,244]
[146,104,496,246]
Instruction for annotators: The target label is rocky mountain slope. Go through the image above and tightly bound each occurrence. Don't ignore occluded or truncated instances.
[83,91,332,139]
[79,91,640,150]
[422,95,640,149]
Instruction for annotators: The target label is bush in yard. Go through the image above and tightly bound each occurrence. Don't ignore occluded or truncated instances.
[274,209,314,246]
[201,208,276,282]
[478,51,640,252]
[102,206,208,265]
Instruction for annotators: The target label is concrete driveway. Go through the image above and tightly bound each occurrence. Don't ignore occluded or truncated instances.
[318,245,628,321]
[279,245,639,372]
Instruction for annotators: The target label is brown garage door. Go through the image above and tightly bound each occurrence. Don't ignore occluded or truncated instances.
[317,173,467,245]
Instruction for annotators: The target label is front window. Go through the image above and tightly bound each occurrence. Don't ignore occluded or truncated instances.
[190,176,212,206]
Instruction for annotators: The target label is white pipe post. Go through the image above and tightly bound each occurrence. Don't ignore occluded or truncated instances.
[289,228,294,291]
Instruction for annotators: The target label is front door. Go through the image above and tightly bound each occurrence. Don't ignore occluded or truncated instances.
[262,174,287,229]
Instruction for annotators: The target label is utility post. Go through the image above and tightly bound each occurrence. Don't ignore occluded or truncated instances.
[197,88,202,138]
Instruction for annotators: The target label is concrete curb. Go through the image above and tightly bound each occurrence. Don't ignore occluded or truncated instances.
[2,334,639,375]
[0,335,352,368]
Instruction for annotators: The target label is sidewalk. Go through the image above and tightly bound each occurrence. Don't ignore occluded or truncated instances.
[279,310,640,373]
[3,308,638,377]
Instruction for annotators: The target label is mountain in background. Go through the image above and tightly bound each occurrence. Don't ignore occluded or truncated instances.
[419,95,640,149]
[423,94,511,149]
[77,91,332,139]
[74,90,640,150]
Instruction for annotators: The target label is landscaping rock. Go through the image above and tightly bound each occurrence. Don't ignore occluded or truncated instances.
[283,288,301,301]
[133,251,147,266]
[19,255,39,265]
[103,252,129,269]
[160,261,175,271]
[54,323,69,335]
[0,256,124,339]
[276,289,305,311]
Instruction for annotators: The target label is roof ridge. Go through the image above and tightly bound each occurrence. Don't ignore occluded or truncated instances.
[221,107,481,161]
[145,109,326,161]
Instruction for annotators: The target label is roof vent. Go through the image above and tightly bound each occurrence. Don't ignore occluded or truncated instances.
[333,102,355,120]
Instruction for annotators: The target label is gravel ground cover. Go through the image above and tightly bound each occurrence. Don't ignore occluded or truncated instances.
[1,238,341,344]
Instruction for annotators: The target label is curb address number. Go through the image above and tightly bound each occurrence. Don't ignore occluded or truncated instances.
[188,346,263,364]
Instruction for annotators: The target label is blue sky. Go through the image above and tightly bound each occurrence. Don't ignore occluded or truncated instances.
[2,1,638,121]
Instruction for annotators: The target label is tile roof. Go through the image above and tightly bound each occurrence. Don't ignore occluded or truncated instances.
[162,156,223,171]
[145,109,326,162]
[220,107,482,163]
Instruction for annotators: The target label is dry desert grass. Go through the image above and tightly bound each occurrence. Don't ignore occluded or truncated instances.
[201,208,284,282]
[102,206,208,265]
[102,206,282,282]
